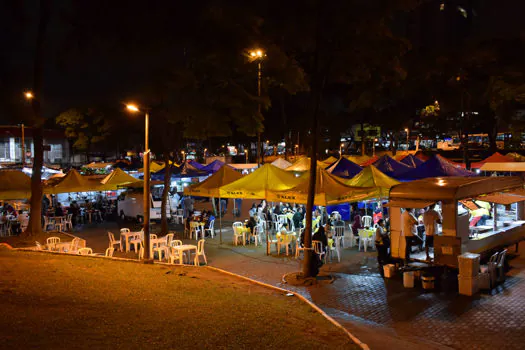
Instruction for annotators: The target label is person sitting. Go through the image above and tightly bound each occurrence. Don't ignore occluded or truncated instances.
[54,203,65,217]
[249,204,257,218]
[351,210,362,236]
[3,203,17,218]
[246,215,257,235]
[293,208,304,230]
[312,224,328,253]
[273,204,282,215]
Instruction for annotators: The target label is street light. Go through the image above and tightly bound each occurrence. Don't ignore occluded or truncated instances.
[181,150,186,162]
[248,48,265,166]
[405,128,410,151]
[373,138,378,156]
[24,91,34,100]
[126,103,152,261]
[339,142,344,155]
[295,144,299,156]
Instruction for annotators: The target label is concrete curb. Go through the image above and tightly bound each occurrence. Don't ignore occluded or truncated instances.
[4,246,369,349]
[204,265,370,350]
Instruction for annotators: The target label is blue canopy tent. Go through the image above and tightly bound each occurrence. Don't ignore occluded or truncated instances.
[400,154,425,168]
[325,157,362,178]
[372,155,412,179]
[401,155,476,180]
[187,159,206,170]
[149,163,208,181]
[201,159,225,173]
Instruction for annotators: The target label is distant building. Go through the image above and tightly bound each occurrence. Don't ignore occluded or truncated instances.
[0,126,69,165]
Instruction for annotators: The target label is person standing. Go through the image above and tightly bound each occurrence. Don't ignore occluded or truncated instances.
[375,219,390,275]
[422,204,442,261]
[401,208,418,262]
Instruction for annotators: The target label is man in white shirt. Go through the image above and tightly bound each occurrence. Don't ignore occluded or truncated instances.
[401,208,418,261]
[422,204,442,261]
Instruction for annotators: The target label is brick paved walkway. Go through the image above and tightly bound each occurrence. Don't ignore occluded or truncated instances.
[71,219,525,350]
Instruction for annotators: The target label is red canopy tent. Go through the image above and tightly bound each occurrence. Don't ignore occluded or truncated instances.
[471,152,515,169]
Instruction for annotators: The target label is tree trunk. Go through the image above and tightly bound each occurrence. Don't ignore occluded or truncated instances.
[360,121,365,156]
[302,2,325,278]
[25,127,44,237]
[488,116,498,153]
[160,151,172,235]
[23,0,51,237]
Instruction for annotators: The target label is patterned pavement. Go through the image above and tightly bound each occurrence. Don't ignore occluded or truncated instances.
[205,227,525,350]
[72,221,525,349]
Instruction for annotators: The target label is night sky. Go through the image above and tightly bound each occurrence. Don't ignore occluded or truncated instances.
[1,1,524,133]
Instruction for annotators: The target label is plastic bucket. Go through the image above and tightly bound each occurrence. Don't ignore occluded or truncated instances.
[422,275,435,290]
[403,271,415,288]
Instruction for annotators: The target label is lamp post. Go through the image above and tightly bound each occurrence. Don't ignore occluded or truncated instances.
[405,128,410,151]
[249,49,265,166]
[126,104,151,261]
[339,142,344,156]
[373,138,378,156]
[23,92,34,165]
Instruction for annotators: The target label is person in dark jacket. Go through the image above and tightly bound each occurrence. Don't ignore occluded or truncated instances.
[312,224,328,252]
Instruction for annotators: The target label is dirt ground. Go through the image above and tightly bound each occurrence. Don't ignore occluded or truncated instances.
[0,248,357,349]
[0,231,73,248]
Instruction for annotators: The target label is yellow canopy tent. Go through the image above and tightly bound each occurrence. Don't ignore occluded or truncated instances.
[138,161,166,173]
[184,165,242,197]
[286,157,325,172]
[219,163,301,199]
[320,156,338,167]
[0,171,31,199]
[83,162,114,169]
[99,168,143,190]
[344,155,372,166]
[344,165,400,198]
[44,169,101,194]
[268,167,378,205]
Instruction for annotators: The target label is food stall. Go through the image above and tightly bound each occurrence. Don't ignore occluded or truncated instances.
[388,176,525,267]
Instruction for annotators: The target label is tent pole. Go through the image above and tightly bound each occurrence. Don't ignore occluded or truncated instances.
[219,195,222,245]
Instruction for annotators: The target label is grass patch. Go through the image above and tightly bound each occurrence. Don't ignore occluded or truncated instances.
[0,248,357,349]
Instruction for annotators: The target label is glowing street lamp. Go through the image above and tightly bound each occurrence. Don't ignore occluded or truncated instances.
[24,91,34,100]
[126,103,151,260]
[405,128,410,150]
[339,142,344,155]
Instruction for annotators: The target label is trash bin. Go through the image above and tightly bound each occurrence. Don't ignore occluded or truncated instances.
[403,271,415,288]
[422,275,435,290]
[383,264,395,278]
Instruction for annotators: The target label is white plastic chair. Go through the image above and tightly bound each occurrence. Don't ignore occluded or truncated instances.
[174,209,184,224]
[204,219,215,238]
[277,233,293,256]
[43,216,55,231]
[130,231,144,253]
[78,247,93,255]
[169,245,183,264]
[108,232,122,252]
[328,236,342,263]
[46,236,61,251]
[252,224,263,246]
[65,237,81,254]
[295,239,305,259]
[64,214,73,231]
[105,247,115,257]
[232,222,244,246]
[345,224,357,248]
[192,239,207,265]
[358,229,371,252]
[312,240,326,263]
[362,215,373,228]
